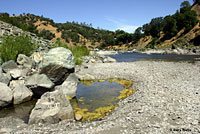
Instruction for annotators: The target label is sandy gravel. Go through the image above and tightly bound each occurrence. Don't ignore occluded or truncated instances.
[0,61,200,134]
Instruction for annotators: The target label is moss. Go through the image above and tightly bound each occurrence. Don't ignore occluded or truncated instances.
[66,96,72,101]
[118,89,137,100]
[79,97,84,102]
[109,79,133,88]
[74,105,116,121]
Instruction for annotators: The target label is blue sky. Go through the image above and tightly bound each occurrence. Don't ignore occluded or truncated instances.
[0,0,194,33]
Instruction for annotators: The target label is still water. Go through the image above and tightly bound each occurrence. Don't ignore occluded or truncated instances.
[73,79,133,112]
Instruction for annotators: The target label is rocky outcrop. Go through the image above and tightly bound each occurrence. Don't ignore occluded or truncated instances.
[25,73,54,97]
[29,90,74,124]
[13,85,33,104]
[39,47,75,85]
[0,82,13,107]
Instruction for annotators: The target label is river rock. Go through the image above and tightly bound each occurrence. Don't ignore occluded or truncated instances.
[17,54,34,69]
[9,80,24,89]
[55,73,78,98]
[0,66,2,73]
[2,60,18,73]
[29,90,74,124]
[9,68,22,79]
[76,73,95,80]
[0,82,13,107]
[75,114,83,121]
[13,85,33,104]
[39,47,75,85]
[25,73,54,97]
[31,52,46,64]
[103,56,117,63]
[0,73,10,85]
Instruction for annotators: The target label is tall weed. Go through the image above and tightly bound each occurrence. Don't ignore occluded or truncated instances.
[0,35,36,63]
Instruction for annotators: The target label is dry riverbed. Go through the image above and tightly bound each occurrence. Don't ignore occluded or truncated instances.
[0,61,200,134]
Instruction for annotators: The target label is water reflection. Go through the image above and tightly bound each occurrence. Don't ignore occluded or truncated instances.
[0,99,37,123]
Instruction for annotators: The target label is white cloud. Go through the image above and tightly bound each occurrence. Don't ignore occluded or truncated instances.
[118,25,138,33]
[106,17,138,33]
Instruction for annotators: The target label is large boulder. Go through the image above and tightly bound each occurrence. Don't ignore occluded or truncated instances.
[0,82,13,107]
[2,60,18,73]
[17,54,34,69]
[13,85,33,104]
[38,47,75,85]
[29,90,74,124]
[25,73,54,97]
[55,73,78,98]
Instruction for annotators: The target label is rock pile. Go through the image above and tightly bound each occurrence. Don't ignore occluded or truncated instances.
[0,47,78,124]
[0,21,56,52]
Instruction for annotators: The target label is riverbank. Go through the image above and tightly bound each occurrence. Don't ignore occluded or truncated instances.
[0,61,200,133]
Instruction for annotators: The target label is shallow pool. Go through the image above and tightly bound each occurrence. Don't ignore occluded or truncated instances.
[71,79,136,121]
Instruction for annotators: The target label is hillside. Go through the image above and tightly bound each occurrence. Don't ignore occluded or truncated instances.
[0,13,114,49]
[134,3,200,50]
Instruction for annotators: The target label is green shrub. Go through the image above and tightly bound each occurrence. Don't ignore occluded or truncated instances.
[53,40,69,49]
[0,35,36,63]
[70,46,90,65]
[38,29,55,40]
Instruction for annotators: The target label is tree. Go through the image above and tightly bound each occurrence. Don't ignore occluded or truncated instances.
[193,0,200,4]
[133,27,143,41]
[115,33,133,44]
[149,17,164,37]
[115,29,125,35]
[142,23,151,36]
[163,15,178,39]
[39,29,55,40]
[181,1,191,8]
[174,7,198,32]
[180,1,191,13]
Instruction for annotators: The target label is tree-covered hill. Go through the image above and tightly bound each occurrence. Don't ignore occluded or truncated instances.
[0,13,115,49]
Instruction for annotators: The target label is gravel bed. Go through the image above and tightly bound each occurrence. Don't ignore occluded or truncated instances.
[0,61,200,134]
